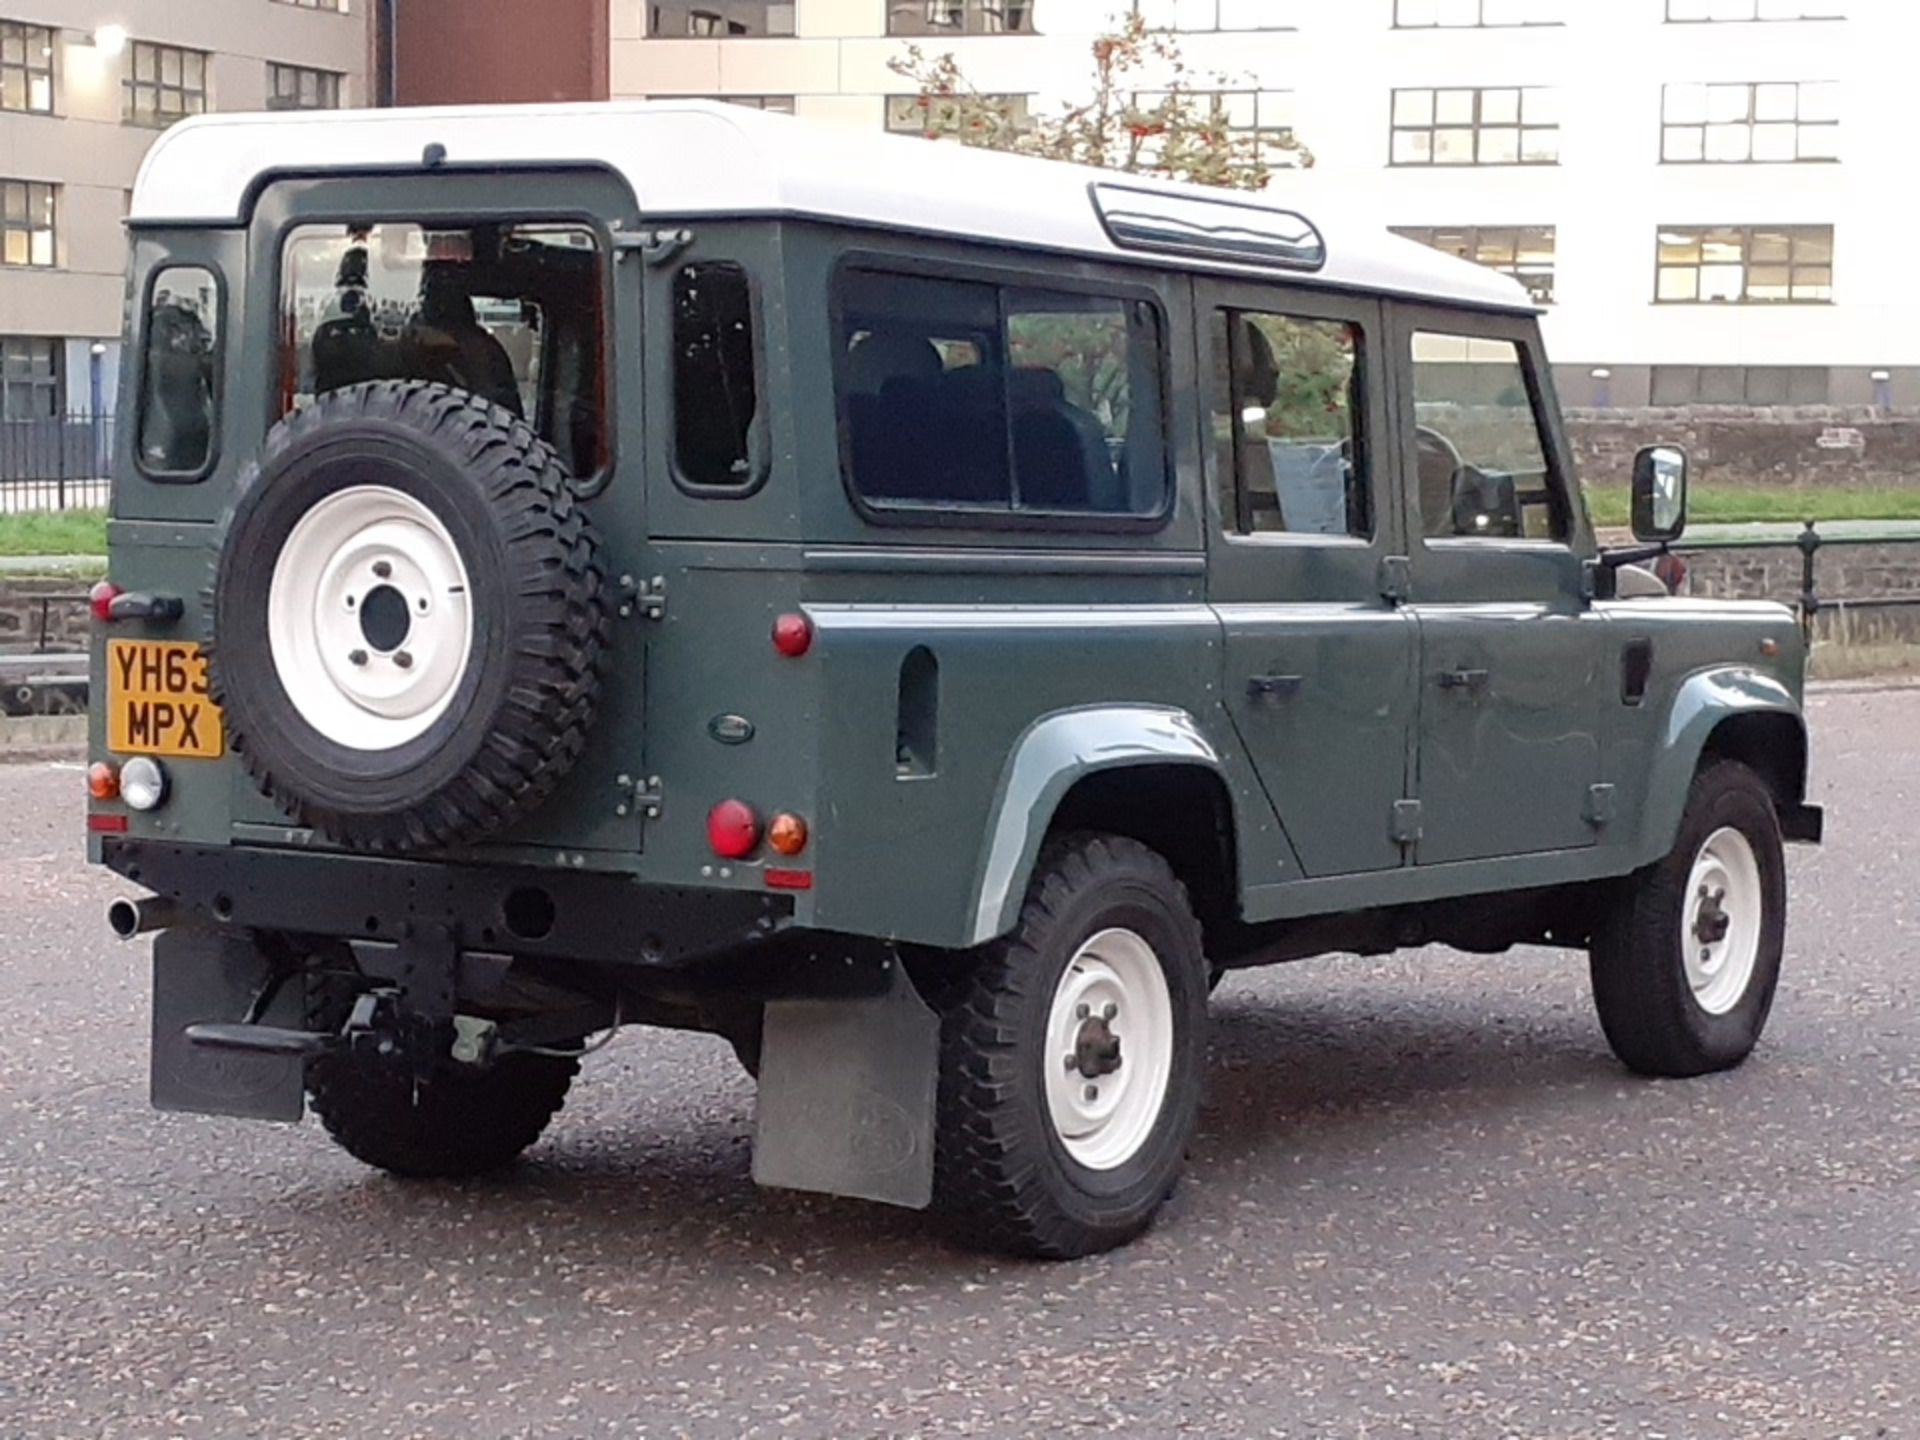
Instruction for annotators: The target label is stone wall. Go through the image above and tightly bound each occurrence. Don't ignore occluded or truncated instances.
[1567,406,1920,491]
[1678,539,1920,644]
[0,579,92,654]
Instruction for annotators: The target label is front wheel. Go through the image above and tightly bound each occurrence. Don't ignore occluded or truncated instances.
[934,832,1208,1259]
[1589,759,1788,1078]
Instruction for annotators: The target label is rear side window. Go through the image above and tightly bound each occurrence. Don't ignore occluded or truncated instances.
[136,264,220,478]
[280,222,607,478]
[1410,332,1566,541]
[672,262,762,489]
[835,267,1167,519]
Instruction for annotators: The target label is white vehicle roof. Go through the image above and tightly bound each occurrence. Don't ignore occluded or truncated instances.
[131,100,1535,313]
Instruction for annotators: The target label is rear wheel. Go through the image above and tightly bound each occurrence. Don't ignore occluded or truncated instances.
[934,833,1208,1259]
[1589,760,1787,1077]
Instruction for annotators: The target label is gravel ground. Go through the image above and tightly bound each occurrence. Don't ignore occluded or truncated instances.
[1,688,1914,1439]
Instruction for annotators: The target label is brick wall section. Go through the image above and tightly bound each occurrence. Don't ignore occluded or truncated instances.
[0,579,91,654]
[1567,406,1920,491]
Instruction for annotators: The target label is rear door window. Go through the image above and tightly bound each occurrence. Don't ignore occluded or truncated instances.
[835,266,1168,520]
[280,222,607,478]
[672,261,763,490]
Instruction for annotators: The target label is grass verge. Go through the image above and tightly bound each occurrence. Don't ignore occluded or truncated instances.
[1585,485,1920,528]
[0,509,108,558]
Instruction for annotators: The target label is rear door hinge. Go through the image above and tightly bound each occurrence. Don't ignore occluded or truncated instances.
[617,573,666,621]
[1379,555,1412,605]
[1391,798,1424,846]
[612,226,694,266]
[616,773,663,820]
[1585,782,1616,828]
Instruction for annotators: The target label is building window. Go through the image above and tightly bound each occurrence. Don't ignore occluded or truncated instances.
[1391,87,1559,166]
[647,2,795,36]
[1,20,56,114]
[888,1,1036,36]
[1661,82,1837,163]
[1391,225,1556,305]
[1394,0,1563,26]
[1666,0,1842,19]
[886,92,1031,140]
[1133,89,1301,167]
[1651,365,1831,405]
[1,179,55,267]
[1655,224,1834,303]
[0,336,61,419]
[273,0,350,10]
[267,63,343,111]
[1131,0,1293,30]
[125,42,208,128]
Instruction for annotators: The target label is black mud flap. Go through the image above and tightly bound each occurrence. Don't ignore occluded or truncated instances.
[151,929,307,1122]
[751,962,939,1210]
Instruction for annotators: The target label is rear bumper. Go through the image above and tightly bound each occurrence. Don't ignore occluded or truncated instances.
[100,839,794,970]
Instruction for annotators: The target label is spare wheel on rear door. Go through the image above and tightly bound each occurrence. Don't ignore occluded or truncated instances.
[209,380,607,851]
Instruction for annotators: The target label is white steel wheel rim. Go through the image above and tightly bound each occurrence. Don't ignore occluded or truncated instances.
[266,484,474,752]
[1043,927,1176,1172]
[1682,826,1764,1016]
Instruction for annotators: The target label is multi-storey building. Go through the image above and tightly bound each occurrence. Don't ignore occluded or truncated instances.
[580,0,1910,407]
[0,1,369,421]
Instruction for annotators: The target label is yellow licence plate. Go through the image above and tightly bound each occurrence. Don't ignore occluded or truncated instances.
[107,639,226,759]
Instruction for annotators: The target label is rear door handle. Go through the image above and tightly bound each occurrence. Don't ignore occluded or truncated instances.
[1436,667,1490,693]
[1247,673,1304,700]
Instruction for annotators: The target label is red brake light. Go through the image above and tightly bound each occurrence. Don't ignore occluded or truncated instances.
[771,612,813,658]
[707,799,761,860]
[89,581,122,622]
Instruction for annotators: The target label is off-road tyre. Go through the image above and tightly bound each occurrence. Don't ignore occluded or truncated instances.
[208,380,606,852]
[307,1046,578,1179]
[1590,759,1787,1078]
[933,832,1208,1260]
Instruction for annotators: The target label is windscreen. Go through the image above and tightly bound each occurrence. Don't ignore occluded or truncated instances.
[280,222,607,477]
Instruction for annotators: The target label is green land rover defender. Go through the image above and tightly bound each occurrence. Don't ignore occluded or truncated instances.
[89,102,1821,1258]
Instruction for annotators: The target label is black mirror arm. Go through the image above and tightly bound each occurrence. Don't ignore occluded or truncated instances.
[1596,541,1670,570]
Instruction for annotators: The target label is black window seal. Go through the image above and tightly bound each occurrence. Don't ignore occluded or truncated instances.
[668,257,773,499]
[132,258,228,485]
[828,248,1177,535]
[270,207,619,494]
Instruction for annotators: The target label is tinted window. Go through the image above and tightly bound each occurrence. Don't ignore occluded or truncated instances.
[1411,332,1565,541]
[137,264,219,476]
[673,262,761,489]
[1213,310,1369,538]
[836,268,1166,518]
[281,223,607,477]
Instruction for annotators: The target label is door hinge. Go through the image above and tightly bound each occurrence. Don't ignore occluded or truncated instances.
[1581,559,1603,601]
[617,573,667,621]
[616,773,663,820]
[612,225,694,265]
[1391,799,1424,846]
[1585,783,1616,828]
[1379,555,1412,605]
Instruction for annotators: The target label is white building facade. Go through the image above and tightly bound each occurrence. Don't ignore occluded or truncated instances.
[611,0,1915,407]
[0,0,368,420]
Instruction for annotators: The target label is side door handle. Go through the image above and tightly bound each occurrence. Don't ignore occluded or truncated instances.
[1247,673,1304,701]
[1436,667,1490,693]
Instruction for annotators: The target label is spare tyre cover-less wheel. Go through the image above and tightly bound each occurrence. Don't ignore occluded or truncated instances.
[209,381,606,851]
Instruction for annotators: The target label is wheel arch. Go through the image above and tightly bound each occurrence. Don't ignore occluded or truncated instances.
[1631,667,1820,865]
[965,706,1238,946]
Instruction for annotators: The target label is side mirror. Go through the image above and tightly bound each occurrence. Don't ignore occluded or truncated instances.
[1632,444,1688,544]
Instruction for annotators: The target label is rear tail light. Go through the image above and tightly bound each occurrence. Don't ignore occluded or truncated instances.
[707,799,760,859]
[768,812,808,856]
[119,757,169,812]
[87,761,120,800]
[89,581,123,622]
[771,612,813,658]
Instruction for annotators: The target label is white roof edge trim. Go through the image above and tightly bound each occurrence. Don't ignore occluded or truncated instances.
[129,102,1538,315]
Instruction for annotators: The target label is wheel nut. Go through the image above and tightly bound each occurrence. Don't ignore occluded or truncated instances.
[1102,1002,1118,1021]
[348,649,368,666]
[1064,1054,1079,1072]
[373,560,392,579]
[394,650,414,670]
[1075,1003,1089,1020]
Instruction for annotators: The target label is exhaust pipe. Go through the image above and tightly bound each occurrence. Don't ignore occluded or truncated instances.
[107,896,182,940]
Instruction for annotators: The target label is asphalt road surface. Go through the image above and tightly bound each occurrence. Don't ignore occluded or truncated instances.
[3,687,1914,1439]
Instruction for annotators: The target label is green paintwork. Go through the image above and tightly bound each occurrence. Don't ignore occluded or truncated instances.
[90,170,1817,961]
